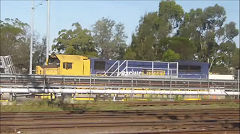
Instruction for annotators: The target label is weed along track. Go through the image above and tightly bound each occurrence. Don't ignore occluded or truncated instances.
[1,100,239,134]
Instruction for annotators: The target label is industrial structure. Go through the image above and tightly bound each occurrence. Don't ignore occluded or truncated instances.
[0,56,16,74]
[0,73,239,101]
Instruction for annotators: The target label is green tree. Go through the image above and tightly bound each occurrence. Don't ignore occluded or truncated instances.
[159,0,184,30]
[223,22,239,41]
[212,22,238,72]
[127,12,169,61]
[53,23,97,57]
[33,37,46,67]
[179,4,226,63]
[178,4,238,73]
[123,48,136,60]
[165,37,196,60]
[125,1,238,74]
[218,41,236,67]
[231,48,239,69]
[126,1,187,61]
[0,18,30,73]
[92,18,127,59]
[162,49,180,61]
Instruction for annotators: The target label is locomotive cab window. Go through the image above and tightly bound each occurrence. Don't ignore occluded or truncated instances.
[48,55,60,67]
[179,65,201,72]
[63,62,72,69]
[189,65,201,72]
[94,61,105,70]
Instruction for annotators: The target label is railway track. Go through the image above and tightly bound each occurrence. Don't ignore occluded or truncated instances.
[1,108,239,134]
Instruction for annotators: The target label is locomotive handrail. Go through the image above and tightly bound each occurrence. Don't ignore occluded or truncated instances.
[110,60,127,76]
[104,60,120,75]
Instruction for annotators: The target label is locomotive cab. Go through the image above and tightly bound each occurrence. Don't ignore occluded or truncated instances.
[36,54,90,76]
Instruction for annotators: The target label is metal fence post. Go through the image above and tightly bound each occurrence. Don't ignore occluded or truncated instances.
[167,63,169,76]
[90,75,92,90]
[176,62,178,77]
[170,74,172,100]
[131,76,133,98]
[152,61,154,74]
[238,69,239,99]
[208,72,210,92]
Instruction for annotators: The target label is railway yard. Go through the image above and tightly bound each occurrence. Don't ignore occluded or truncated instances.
[0,74,239,133]
[1,0,240,133]
[0,100,239,134]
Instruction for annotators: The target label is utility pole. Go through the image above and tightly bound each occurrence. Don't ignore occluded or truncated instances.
[46,0,50,63]
[29,0,35,74]
[30,0,43,74]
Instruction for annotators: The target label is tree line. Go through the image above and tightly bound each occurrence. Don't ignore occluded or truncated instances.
[124,1,239,74]
[0,0,239,74]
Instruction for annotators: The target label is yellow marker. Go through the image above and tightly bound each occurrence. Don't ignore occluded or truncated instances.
[0,100,8,102]
[184,98,201,101]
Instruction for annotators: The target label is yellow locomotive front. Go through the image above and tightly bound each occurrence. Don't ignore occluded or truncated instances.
[36,54,90,76]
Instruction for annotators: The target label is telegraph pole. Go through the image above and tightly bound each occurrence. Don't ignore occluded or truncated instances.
[46,0,50,63]
[29,0,35,74]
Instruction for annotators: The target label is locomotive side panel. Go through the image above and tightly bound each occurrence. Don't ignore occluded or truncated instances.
[178,61,209,79]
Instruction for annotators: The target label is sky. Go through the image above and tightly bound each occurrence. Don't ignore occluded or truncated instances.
[1,0,239,49]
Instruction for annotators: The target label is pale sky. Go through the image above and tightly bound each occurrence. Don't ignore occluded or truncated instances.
[1,0,239,48]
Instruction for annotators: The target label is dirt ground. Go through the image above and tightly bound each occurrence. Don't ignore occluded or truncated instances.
[0,100,239,134]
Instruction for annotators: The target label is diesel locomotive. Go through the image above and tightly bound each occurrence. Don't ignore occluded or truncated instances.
[36,54,209,79]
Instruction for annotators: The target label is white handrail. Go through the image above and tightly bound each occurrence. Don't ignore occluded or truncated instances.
[110,60,126,76]
[104,60,119,75]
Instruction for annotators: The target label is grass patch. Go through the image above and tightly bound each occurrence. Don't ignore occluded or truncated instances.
[0,99,239,112]
[0,100,63,112]
[59,101,130,111]
[85,101,129,111]
[62,100,240,111]
[126,101,239,110]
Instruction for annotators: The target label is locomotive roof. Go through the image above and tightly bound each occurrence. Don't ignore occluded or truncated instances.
[55,54,88,62]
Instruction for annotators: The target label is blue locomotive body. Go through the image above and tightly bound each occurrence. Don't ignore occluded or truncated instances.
[90,58,209,79]
[178,61,209,79]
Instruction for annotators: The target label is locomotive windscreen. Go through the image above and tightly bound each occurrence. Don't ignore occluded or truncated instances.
[48,56,60,67]
[94,61,105,70]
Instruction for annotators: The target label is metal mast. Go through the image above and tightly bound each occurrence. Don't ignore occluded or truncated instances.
[46,0,50,63]
[29,0,35,74]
